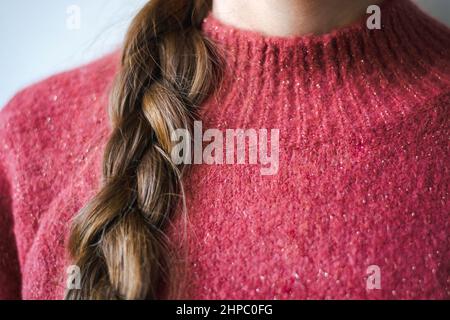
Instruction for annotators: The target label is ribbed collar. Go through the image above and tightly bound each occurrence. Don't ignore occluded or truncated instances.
[202,0,450,88]
[199,0,450,144]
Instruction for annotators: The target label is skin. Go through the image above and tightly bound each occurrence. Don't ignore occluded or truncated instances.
[212,0,385,36]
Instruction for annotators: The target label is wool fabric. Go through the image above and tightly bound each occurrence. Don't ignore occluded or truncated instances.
[0,0,449,299]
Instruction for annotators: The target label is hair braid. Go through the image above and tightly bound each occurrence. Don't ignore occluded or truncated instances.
[65,0,221,300]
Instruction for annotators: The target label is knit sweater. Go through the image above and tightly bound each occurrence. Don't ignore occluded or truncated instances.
[0,0,449,300]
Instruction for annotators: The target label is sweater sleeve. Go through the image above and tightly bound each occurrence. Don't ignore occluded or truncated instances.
[0,104,22,300]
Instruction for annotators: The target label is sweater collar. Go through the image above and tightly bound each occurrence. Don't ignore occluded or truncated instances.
[201,0,450,88]
[199,0,450,142]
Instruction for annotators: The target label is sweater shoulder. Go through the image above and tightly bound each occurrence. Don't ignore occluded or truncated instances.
[0,52,118,159]
[0,52,119,191]
[0,52,118,136]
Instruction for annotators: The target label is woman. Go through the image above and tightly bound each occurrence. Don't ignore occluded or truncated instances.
[0,0,449,300]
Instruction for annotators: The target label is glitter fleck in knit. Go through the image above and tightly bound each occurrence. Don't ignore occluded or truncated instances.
[0,0,449,300]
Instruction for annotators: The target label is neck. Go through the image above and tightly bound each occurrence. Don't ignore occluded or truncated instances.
[212,0,385,36]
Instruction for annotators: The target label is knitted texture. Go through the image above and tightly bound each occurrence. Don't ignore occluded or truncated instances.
[0,0,449,299]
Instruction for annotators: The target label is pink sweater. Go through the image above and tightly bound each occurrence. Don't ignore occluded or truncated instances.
[0,0,449,300]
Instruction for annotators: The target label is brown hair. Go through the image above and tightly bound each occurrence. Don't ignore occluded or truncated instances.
[65,0,221,299]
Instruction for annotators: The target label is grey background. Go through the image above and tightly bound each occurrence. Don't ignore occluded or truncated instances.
[0,0,449,107]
